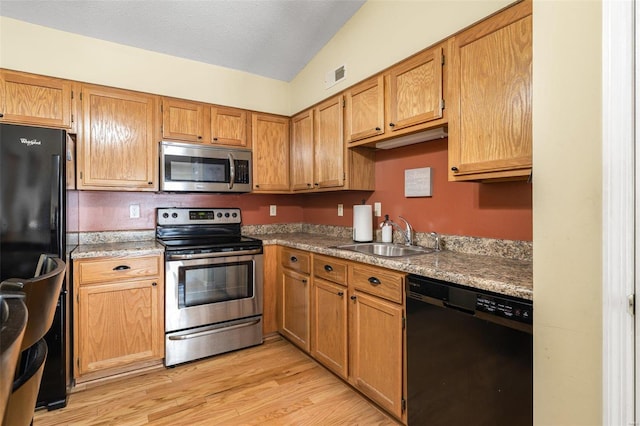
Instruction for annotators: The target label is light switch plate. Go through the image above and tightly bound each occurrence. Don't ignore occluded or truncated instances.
[129,204,140,219]
[337,204,344,216]
[374,202,382,217]
[269,205,277,216]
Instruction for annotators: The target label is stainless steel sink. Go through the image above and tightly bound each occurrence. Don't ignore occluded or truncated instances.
[331,242,434,258]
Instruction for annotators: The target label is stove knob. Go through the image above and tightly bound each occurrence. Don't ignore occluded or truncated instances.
[232,212,238,218]
[172,213,178,218]
[224,213,230,218]
[162,213,169,218]
[217,212,223,218]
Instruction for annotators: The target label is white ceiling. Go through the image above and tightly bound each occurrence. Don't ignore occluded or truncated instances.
[0,0,366,82]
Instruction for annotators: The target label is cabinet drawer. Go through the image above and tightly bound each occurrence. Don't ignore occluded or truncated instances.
[349,264,405,304]
[76,255,161,285]
[281,248,311,274]
[313,254,348,285]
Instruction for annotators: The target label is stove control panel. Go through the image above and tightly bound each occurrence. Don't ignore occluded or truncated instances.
[157,208,242,225]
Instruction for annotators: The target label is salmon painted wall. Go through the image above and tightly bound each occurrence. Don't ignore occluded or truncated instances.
[71,191,303,232]
[301,139,532,241]
[73,139,532,241]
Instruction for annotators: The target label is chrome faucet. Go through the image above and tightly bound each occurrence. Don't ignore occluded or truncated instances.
[394,216,413,246]
[430,231,441,251]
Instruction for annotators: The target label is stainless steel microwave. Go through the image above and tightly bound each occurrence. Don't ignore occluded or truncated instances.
[160,141,252,193]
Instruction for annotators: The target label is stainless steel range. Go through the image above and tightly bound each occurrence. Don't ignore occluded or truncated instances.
[156,207,263,366]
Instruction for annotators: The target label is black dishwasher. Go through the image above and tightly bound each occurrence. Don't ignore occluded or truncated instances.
[406,274,532,426]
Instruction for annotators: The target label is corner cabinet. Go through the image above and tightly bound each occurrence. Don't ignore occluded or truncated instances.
[77,85,159,191]
[448,0,532,181]
[73,254,164,383]
[252,112,290,192]
[0,69,74,130]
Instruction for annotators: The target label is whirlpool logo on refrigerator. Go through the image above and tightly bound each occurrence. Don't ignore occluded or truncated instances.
[20,137,42,146]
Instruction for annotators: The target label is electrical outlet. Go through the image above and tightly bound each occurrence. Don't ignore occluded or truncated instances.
[270,205,277,216]
[374,202,382,217]
[129,204,140,219]
[337,204,344,216]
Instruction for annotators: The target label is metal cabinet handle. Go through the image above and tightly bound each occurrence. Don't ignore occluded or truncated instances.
[350,295,357,301]
[113,265,131,271]
[375,127,381,131]
[152,282,157,286]
[368,277,381,285]
[301,279,308,284]
[324,265,333,272]
[213,137,218,141]
[198,136,203,139]
[338,291,344,297]
[451,166,459,172]
[290,256,298,263]
[389,123,395,127]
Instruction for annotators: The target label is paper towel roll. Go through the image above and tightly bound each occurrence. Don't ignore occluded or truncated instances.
[353,205,373,242]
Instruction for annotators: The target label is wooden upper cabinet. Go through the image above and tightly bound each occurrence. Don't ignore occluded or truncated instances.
[210,106,248,148]
[345,75,384,143]
[314,95,344,189]
[252,112,290,192]
[448,0,532,181]
[290,109,315,191]
[345,43,447,148]
[78,85,158,191]
[162,98,205,142]
[0,69,73,129]
[387,47,444,132]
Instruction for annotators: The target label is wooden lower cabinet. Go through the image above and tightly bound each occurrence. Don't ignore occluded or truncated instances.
[73,254,164,383]
[349,290,404,419]
[280,267,310,352]
[276,247,406,422]
[311,278,348,379]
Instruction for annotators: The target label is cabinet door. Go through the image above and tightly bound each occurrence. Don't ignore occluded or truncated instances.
[162,98,205,142]
[290,109,314,191]
[448,1,532,181]
[350,290,404,419]
[210,106,248,147]
[76,278,163,376]
[314,95,344,189]
[388,47,444,132]
[78,85,158,190]
[252,113,290,192]
[0,70,72,128]
[311,278,348,378]
[280,268,310,351]
[345,75,385,143]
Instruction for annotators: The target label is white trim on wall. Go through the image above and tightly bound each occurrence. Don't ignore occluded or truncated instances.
[602,0,635,424]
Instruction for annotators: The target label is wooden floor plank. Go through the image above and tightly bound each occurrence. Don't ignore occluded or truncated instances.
[34,336,400,425]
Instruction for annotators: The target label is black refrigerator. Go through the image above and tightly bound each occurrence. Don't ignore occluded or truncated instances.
[0,123,70,410]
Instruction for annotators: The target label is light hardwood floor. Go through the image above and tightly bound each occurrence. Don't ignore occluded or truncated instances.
[34,336,399,425]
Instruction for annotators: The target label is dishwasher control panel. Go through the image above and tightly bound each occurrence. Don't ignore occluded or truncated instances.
[476,294,532,325]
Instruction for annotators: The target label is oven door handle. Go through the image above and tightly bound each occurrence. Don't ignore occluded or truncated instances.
[168,318,261,341]
[228,152,235,190]
[166,248,263,260]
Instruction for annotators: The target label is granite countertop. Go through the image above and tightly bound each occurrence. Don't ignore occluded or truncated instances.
[257,233,533,301]
[71,240,164,259]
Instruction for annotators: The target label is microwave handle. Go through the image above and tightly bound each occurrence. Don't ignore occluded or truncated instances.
[228,152,235,190]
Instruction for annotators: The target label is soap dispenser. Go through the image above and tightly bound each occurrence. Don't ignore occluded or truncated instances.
[380,215,393,243]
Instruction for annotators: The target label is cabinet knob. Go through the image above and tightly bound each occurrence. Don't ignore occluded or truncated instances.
[290,256,298,263]
[368,277,381,286]
[255,184,260,188]
[301,279,308,284]
[375,127,381,131]
[338,291,344,297]
[307,183,312,188]
[148,181,153,185]
[113,265,131,271]
[324,265,333,272]
[314,183,319,186]
[389,123,395,128]
[451,166,459,172]
[0,113,4,118]
[213,137,218,141]
[198,136,202,140]
[152,282,157,286]
[350,295,357,301]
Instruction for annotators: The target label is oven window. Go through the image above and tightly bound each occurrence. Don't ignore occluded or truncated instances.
[165,155,229,183]
[178,261,253,308]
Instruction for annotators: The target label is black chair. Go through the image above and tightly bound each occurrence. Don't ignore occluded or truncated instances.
[0,292,28,421]
[0,255,65,426]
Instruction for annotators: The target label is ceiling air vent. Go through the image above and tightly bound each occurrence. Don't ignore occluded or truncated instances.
[325,64,346,89]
